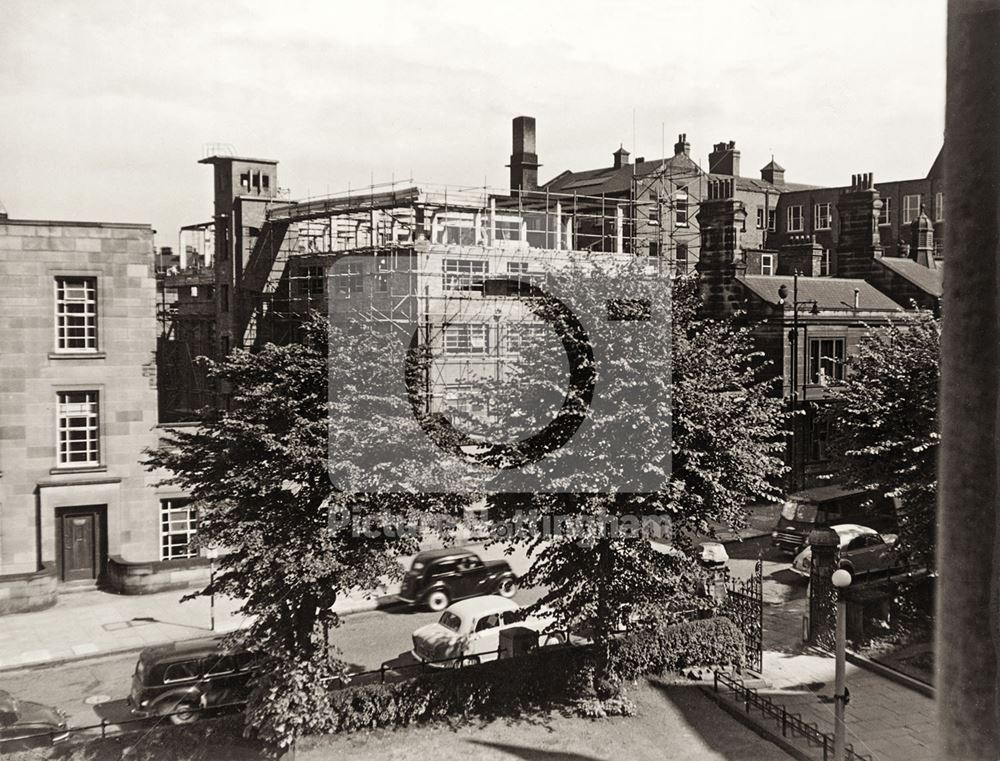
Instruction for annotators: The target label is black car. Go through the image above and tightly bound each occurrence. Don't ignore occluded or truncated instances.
[0,689,69,751]
[128,638,256,725]
[398,548,518,611]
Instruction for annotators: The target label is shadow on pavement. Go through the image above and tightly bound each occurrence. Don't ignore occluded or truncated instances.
[466,739,607,761]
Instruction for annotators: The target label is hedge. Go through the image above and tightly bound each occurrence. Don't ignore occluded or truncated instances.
[261,615,745,739]
[607,616,745,681]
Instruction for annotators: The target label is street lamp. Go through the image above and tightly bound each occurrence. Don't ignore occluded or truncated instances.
[777,271,820,491]
[832,568,853,761]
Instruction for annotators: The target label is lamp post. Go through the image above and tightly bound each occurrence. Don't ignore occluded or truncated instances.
[778,271,820,491]
[205,546,219,632]
[832,567,853,761]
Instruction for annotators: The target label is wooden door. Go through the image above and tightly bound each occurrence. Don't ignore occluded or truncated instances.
[62,513,96,581]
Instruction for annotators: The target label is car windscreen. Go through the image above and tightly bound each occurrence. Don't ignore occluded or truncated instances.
[782,502,818,522]
[439,612,462,632]
[410,560,424,572]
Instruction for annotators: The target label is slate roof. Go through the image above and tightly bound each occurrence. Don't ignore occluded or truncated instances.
[540,153,816,198]
[737,275,905,311]
[876,257,944,297]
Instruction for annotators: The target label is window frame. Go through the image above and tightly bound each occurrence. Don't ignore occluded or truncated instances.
[878,196,892,226]
[760,253,775,276]
[54,276,99,353]
[756,207,765,230]
[934,191,945,223]
[160,497,199,561]
[443,323,490,355]
[443,258,489,292]
[56,390,101,467]
[808,338,846,385]
[813,202,832,231]
[675,187,689,227]
[903,194,922,225]
[787,205,804,233]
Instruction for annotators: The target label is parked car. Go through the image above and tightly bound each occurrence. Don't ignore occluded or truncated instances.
[411,595,561,667]
[790,524,902,579]
[0,689,69,751]
[398,547,518,611]
[771,485,898,554]
[128,638,257,724]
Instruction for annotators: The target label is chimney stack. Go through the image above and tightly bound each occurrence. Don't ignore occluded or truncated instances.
[613,145,631,169]
[508,116,541,194]
[674,133,691,157]
[708,140,741,176]
[836,171,884,278]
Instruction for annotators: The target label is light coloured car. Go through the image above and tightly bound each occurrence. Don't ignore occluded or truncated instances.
[791,523,900,579]
[411,595,561,668]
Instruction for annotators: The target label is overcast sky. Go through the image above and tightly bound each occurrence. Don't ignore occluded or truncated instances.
[2,1,945,246]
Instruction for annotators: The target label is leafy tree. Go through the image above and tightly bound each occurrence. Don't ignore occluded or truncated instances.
[466,264,786,686]
[827,310,940,569]
[145,315,467,749]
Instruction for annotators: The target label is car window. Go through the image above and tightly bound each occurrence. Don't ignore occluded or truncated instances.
[432,560,458,576]
[439,611,462,631]
[205,656,236,676]
[234,653,256,672]
[844,536,868,552]
[475,614,500,633]
[865,534,885,548]
[163,662,199,683]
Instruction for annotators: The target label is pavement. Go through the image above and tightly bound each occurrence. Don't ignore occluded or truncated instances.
[0,537,534,672]
[706,573,937,761]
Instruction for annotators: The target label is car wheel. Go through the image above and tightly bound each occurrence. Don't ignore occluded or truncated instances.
[497,575,518,598]
[426,589,450,612]
[166,701,200,725]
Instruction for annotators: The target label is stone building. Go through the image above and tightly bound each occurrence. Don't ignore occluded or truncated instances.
[0,212,203,613]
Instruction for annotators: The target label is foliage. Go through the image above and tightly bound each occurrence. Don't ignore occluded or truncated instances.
[607,616,745,682]
[144,314,468,746]
[481,267,786,647]
[827,311,940,569]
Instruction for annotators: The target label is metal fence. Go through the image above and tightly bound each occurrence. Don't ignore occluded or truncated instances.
[713,671,874,761]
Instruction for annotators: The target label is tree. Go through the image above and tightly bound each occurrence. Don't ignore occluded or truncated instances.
[465,264,786,686]
[145,315,467,748]
[828,310,940,569]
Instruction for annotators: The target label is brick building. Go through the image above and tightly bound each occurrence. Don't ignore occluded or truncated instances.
[0,213,205,613]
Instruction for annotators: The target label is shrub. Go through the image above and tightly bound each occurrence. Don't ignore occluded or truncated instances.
[608,616,745,681]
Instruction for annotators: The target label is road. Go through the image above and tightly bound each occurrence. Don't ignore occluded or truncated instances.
[1,535,803,735]
[0,586,548,732]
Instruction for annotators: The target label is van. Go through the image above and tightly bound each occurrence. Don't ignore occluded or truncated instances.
[127,638,255,725]
[770,485,896,554]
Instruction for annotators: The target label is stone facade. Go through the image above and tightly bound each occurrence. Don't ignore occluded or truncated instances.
[0,218,204,611]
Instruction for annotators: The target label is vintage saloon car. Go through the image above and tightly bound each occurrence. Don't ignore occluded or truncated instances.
[411,596,561,667]
[398,547,518,611]
[0,690,69,751]
[791,524,902,580]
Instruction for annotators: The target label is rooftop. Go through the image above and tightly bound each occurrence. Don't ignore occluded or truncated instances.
[737,275,905,311]
[876,257,943,297]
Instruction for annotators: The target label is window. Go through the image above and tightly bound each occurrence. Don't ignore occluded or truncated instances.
[442,384,487,416]
[808,415,831,462]
[205,656,236,677]
[161,498,198,560]
[507,261,529,275]
[57,391,100,466]
[675,187,689,227]
[879,197,892,225]
[444,323,489,354]
[443,259,488,291]
[475,614,500,633]
[239,173,250,192]
[787,205,803,232]
[262,175,270,190]
[813,203,832,230]
[760,253,775,276]
[375,273,389,293]
[55,276,98,351]
[767,209,777,232]
[163,662,199,684]
[820,249,831,277]
[934,191,944,223]
[756,207,765,230]
[934,238,944,258]
[808,338,846,384]
[903,194,922,224]
[336,262,363,296]
[305,266,324,297]
[507,321,547,353]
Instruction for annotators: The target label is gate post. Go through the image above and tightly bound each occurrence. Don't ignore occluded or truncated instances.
[807,528,840,648]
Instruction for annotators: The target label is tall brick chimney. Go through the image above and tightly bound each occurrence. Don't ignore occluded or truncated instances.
[508,116,540,194]
[674,133,691,157]
[695,178,747,317]
[708,140,741,176]
[835,172,883,279]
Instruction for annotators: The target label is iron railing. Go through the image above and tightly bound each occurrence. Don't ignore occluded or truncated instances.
[713,671,874,761]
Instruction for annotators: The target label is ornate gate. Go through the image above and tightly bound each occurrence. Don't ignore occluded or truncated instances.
[722,559,763,673]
